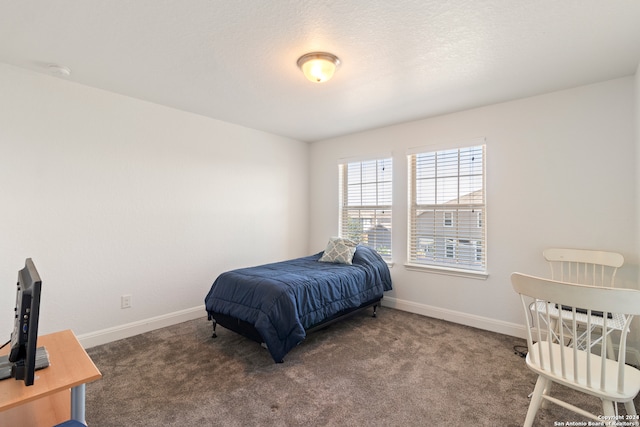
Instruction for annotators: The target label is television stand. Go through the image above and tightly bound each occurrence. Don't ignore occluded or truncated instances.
[0,346,50,381]
[0,330,101,427]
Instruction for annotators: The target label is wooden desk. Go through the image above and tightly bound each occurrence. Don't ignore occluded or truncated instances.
[0,330,102,427]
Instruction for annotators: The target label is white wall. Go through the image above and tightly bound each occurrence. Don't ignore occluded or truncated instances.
[0,64,309,346]
[636,63,640,283]
[310,77,638,338]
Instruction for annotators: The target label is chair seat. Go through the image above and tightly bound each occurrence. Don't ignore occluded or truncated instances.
[527,341,640,402]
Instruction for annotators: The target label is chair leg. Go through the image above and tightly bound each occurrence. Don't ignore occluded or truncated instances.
[624,400,637,416]
[524,376,548,427]
[602,399,616,417]
[540,381,553,409]
[549,318,559,342]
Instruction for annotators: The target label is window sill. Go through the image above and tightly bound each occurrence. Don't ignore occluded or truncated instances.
[404,263,488,280]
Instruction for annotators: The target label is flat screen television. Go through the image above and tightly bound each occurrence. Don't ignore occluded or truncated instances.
[0,258,48,386]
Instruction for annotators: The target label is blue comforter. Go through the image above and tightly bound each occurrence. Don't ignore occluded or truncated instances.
[204,245,392,362]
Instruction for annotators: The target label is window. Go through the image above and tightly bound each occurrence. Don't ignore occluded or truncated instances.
[408,144,486,273]
[339,157,392,260]
[443,212,453,227]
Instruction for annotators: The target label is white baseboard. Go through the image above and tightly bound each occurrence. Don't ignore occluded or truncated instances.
[77,305,206,349]
[627,348,640,367]
[381,296,528,339]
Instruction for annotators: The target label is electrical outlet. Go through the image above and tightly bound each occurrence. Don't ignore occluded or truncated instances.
[121,294,132,309]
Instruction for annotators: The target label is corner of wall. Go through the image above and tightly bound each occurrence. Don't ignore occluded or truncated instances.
[636,62,640,283]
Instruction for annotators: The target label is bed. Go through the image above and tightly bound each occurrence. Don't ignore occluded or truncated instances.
[204,241,392,363]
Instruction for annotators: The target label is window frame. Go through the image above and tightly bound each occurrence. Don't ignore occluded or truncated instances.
[406,142,487,278]
[338,156,393,261]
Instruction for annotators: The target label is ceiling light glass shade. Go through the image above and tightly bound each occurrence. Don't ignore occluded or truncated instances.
[47,64,72,77]
[297,52,340,83]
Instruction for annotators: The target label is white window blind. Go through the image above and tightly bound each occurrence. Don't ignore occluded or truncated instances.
[339,157,392,260]
[408,145,486,272]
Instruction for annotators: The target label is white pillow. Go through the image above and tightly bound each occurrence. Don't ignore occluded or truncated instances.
[319,237,358,265]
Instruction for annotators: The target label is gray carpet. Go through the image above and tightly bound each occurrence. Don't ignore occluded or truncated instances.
[85,307,636,426]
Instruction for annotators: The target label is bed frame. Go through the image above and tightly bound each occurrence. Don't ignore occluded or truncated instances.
[208,297,382,345]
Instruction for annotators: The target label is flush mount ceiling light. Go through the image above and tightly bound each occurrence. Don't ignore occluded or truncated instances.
[46,64,72,77]
[296,52,340,83]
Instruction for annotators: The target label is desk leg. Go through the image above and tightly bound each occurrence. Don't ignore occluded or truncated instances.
[70,383,86,423]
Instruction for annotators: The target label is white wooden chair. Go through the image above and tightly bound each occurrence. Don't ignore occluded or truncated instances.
[512,272,640,426]
[532,248,624,358]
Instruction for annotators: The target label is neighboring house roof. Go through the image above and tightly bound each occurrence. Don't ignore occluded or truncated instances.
[445,189,483,205]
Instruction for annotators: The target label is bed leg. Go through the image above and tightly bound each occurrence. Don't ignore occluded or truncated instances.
[372,304,378,318]
[211,319,217,338]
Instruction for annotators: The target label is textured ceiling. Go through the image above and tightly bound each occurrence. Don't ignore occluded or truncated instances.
[1,1,639,142]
